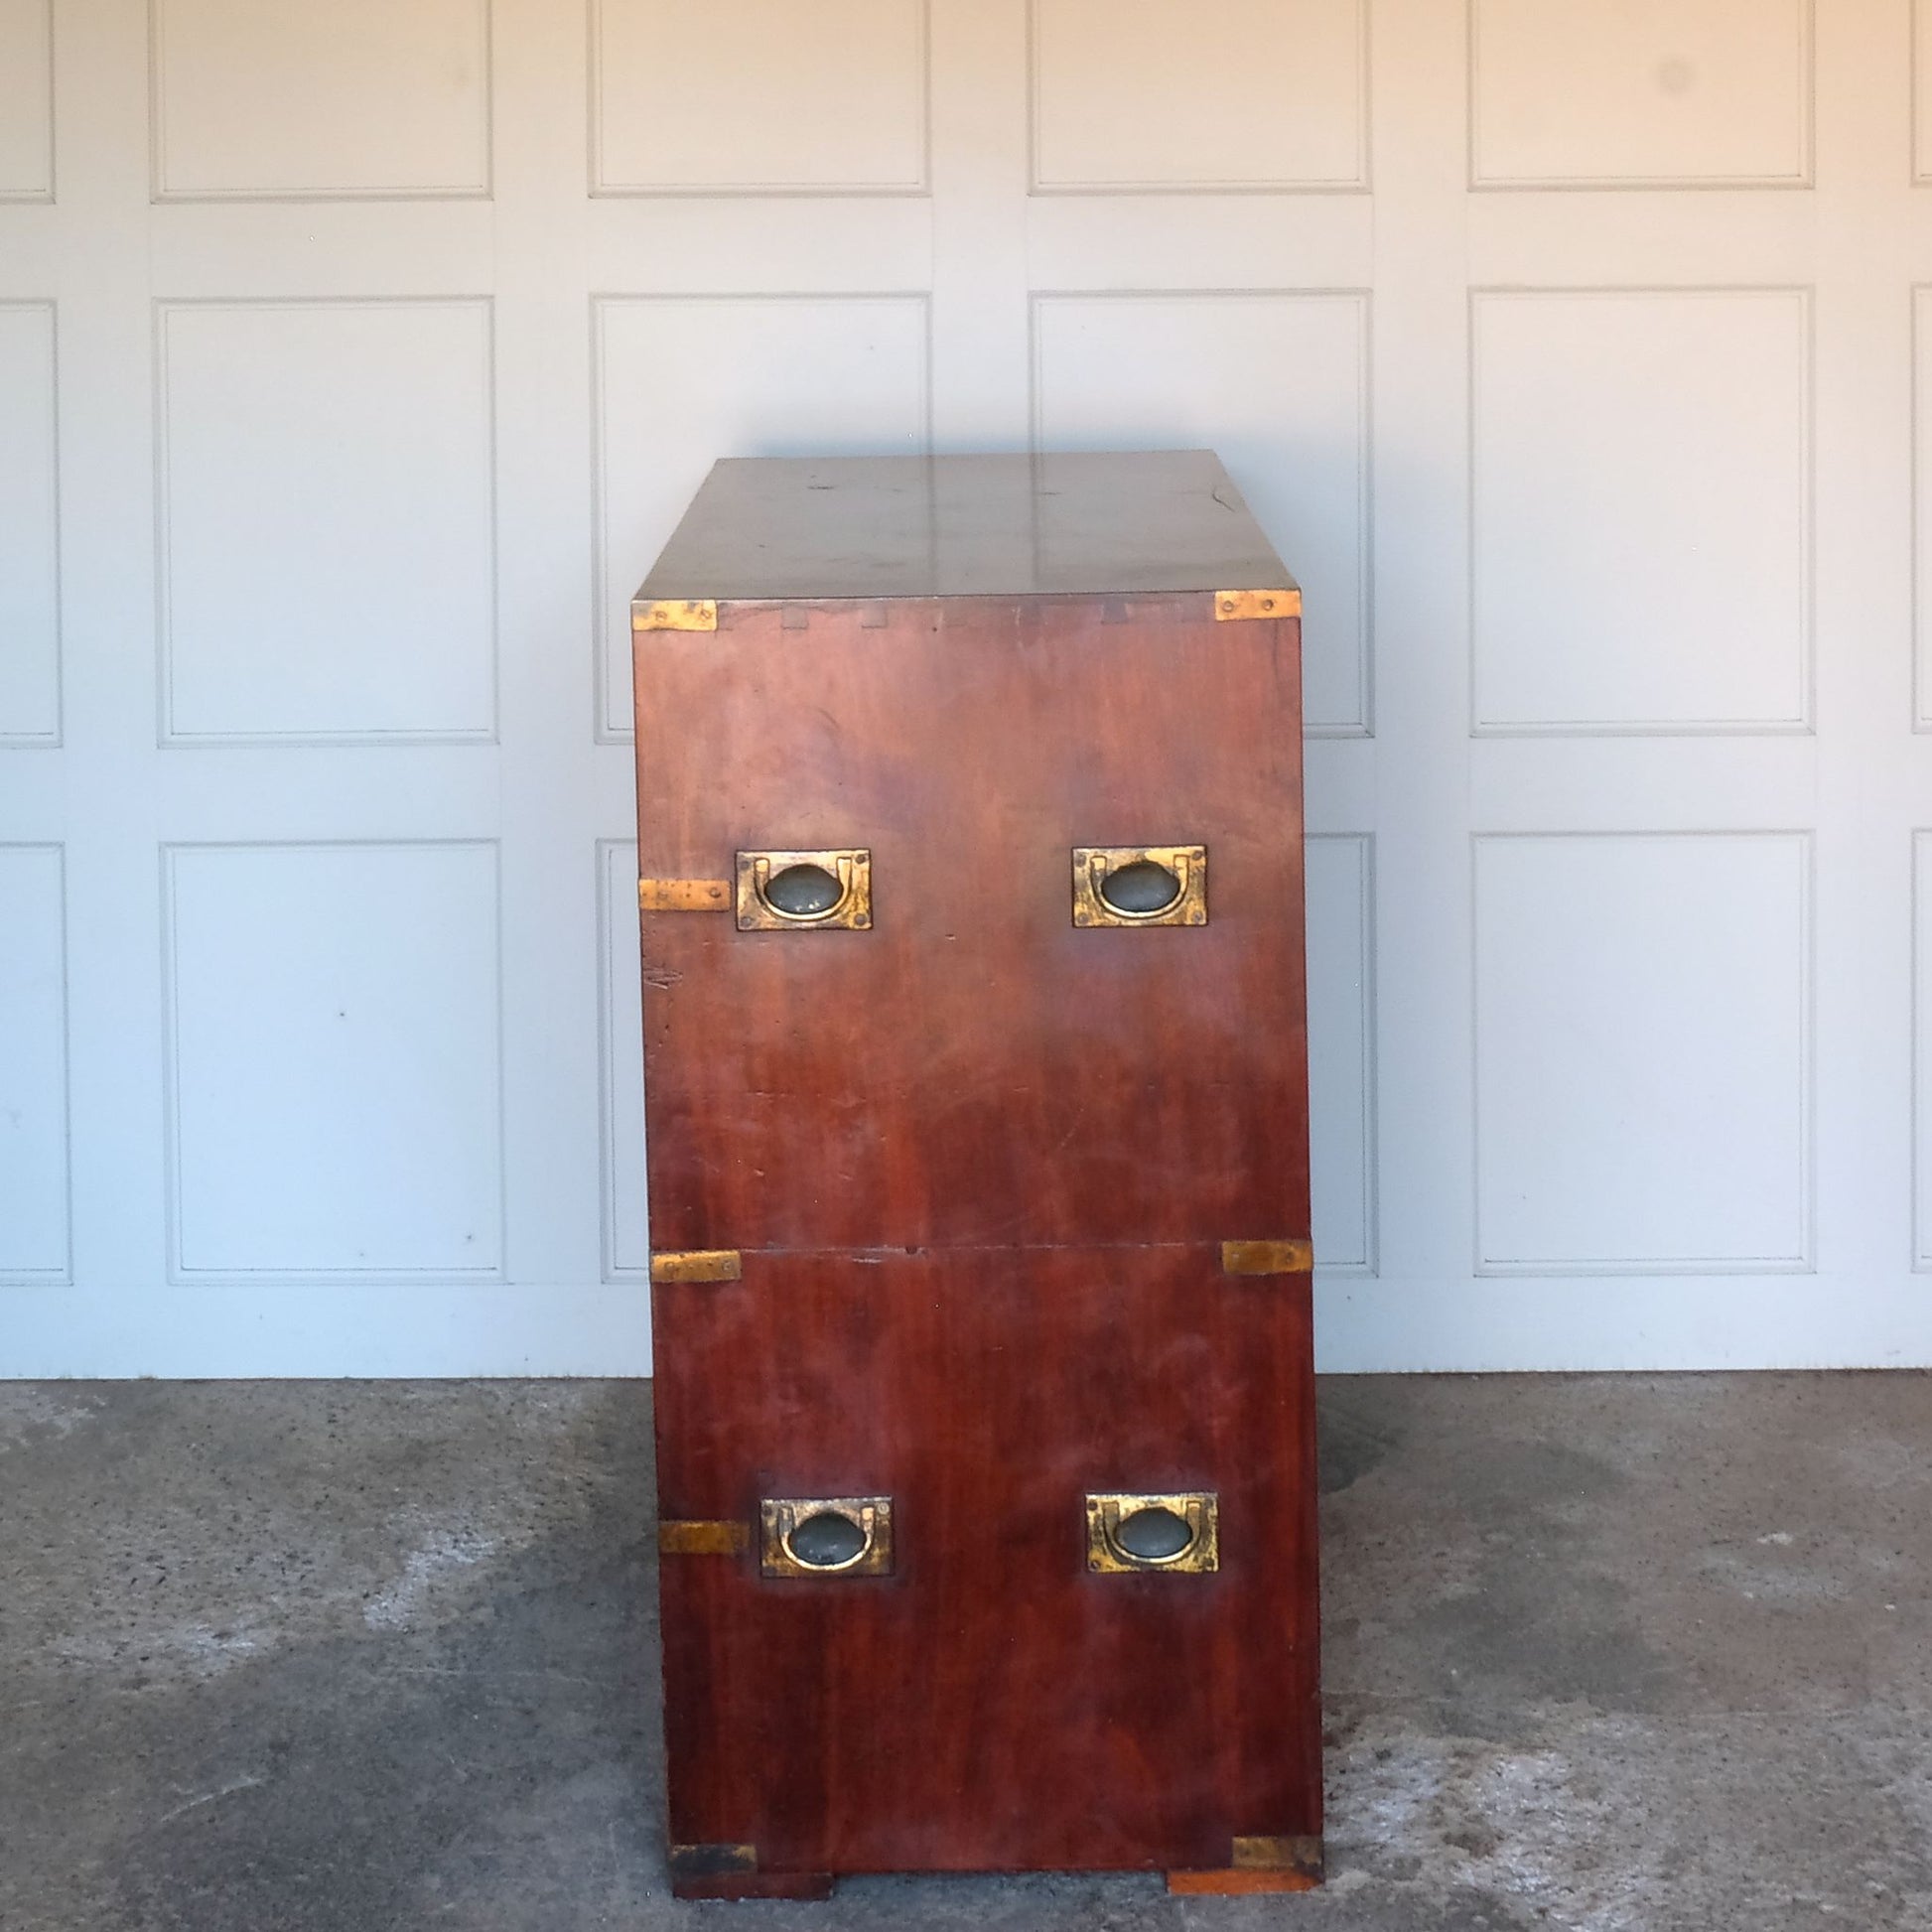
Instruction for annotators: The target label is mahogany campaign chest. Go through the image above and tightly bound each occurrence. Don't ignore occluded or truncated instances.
[630,450,1319,1900]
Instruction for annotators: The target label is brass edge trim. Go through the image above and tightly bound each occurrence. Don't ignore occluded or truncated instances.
[667,1844,758,1876]
[649,1249,743,1285]
[1221,1237,1314,1277]
[659,1520,750,1558]
[1212,589,1302,621]
[633,599,718,632]
[638,877,732,912]
[1232,1835,1324,1878]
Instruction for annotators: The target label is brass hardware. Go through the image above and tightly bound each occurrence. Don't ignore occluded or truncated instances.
[1168,1833,1324,1894]
[1232,1835,1324,1879]
[1072,845,1207,928]
[1221,1237,1314,1276]
[759,1496,895,1578]
[1085,1491,1219,1575]
[633,599,717,632]
[637,877,732,912]
[659,1519,750,1557]
[736,849,873,931]
[649,1249,743,1285]
[1212,589,1301,621]
[668,1844,758,1877]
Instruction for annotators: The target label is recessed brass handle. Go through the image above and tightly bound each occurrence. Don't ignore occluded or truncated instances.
[759,1495,894,1577]
[736,849,872,931]
[1072,845,1207,927]
[1085,1491,1219,1574]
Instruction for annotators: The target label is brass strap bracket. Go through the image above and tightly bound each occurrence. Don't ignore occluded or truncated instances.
[1212,589,1301,621]
[659,1520,751,1558]
[649,1249,743,1284]
[633,599,717,632]
[1221,1238,1314,1276]
[638,877,732,912]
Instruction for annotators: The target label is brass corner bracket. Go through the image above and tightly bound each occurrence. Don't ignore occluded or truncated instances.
[1212,589,1301,621]
[633,599,717,632]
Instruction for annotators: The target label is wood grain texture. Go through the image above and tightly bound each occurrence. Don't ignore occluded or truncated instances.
[634,593,1310,1256]
[633,449,1317,1884]
[651,1248,1321,1873]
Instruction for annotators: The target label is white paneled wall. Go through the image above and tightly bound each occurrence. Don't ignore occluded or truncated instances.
[0,845,69,1282]
[151,0,491,200]
[1031,292,1371,733]
[0,302,60,743]
[163,842,503,1279]
[1469,0,1812,186]
[1029,0,1366,191]
[0,0,54,200]
[593,296,929,737]
[157,300,497,743]
[1473,834,1811,1273]
[591,0,929,195]
[5,0,1932,1374]
[1470,289,1812,735]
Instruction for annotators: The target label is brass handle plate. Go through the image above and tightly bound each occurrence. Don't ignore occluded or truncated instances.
[735,849,873,931]
[759,1495,895,1578]
[1085,1491,1220,1574]
[1072,845,1207,928]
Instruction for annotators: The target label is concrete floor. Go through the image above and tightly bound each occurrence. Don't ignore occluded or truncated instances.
[2,1375,1928,1932]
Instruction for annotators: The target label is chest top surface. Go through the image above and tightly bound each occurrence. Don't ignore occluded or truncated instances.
[634,449,1295,605]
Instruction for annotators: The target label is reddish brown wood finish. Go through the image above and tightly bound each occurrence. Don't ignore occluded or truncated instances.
[635,594,1310,1256]
[651,1250,1320,1875]
[632,450,1318,1892]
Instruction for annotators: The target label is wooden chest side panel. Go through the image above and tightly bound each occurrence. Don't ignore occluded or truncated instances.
[651,1246,1320,1874]
[633,597,1309,1255]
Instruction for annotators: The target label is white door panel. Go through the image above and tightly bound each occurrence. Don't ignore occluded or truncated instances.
[7,0,1932,1373]
[156,299,497,745]
[591,0,929,195]
[151,0,491,200]
[0,844,69,1282]
[0,0,53,201]
[1470,0,1811,187]
[0,302,60,743]
[1030,0,1366,192]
